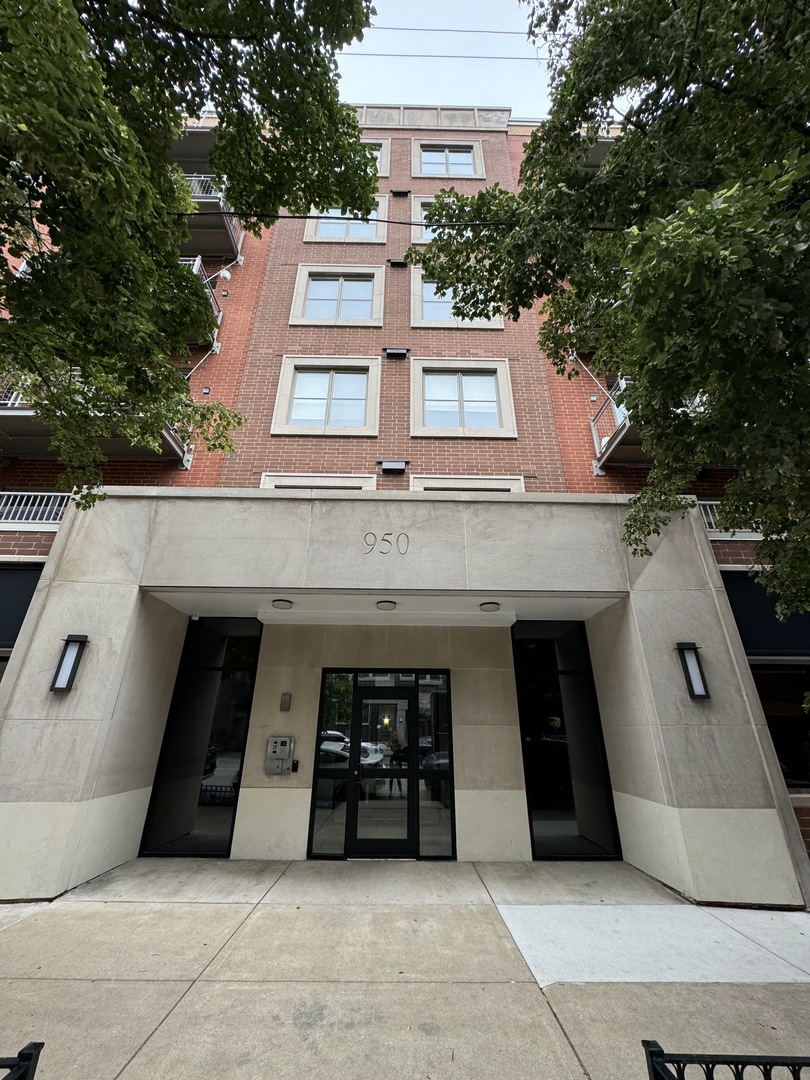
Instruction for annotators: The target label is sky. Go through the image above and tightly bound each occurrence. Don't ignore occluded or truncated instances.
[336,0,552,121]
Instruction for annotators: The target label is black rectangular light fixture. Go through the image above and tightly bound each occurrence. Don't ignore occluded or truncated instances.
[379,460,409,474]
[383,348,409,359]
[675,642,710,699]
[390,189,411,198]
[387,258,408,268]
[50,634,88,692]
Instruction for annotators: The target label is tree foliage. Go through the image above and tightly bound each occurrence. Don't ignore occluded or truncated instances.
[411,0,810,616]
[0,0,377,500]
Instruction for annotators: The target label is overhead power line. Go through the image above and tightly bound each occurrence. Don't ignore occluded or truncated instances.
[339,52,550,61]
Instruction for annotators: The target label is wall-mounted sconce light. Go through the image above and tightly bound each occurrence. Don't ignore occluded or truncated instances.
[50,635,88,693]
[676,642,710,699]
[390,189,411,198]
[383,348,409,359]
[379,460,408,474]
[387,258,408,268]
[272,598,293,610]
[376,600,397,611]
[479,602,501,613]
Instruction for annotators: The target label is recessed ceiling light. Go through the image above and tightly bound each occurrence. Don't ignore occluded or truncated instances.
[376,600,397,611]
[479,601,501,612]
[272,599,293,610]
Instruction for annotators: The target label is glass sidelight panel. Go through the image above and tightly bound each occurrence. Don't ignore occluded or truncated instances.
[141,618,262,857]
[512,624,620,859]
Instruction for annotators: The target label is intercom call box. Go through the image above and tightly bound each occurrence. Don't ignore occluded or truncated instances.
[266,736,295,775]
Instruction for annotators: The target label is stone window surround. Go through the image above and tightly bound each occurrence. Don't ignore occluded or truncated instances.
[303,196,389,244]
[412,139,485,179]
[409,356,518,439]
[362,137,391,177]
[410,267,503,330]
[270,355,382,437]
[410,475,525,492]
[410,196,435,245]
[290,264,386,327]
[261,473,377,490]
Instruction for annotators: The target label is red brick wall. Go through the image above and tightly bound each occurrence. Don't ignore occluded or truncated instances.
[710,539,759,566]
[0,531,54,557]
[218,125,570,492]
[795,807,810,858]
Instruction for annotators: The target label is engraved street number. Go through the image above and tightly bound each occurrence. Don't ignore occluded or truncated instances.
[363,531,410,555]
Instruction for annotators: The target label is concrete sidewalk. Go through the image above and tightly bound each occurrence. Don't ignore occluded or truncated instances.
[1,860,809,1080]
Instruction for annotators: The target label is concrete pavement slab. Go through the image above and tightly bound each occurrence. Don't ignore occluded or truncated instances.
[543,983,810,1080]
[117,981,587,1080]
[499,905,810,985]
[202,904,533,984]
[62,858,289,904]
[0,901,251,980]
[705,908,810,976]
[0,903,48,931]
[261,859,492,905]
[475,861,683,905]
[0,979,190,1080]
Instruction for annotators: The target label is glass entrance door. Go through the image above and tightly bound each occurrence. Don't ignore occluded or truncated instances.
[310,671,454,859]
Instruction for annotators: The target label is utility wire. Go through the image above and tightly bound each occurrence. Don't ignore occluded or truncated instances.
[184,211,510,226]
[339,52,550,60]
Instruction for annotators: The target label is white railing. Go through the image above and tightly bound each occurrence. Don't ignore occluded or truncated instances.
[185,174,243,248]
[185,106,218,129]
[0,383,25,408]
[0,491,70,530]
[697,501,762,540]
[590,378,632,460]
[179,256,223,325]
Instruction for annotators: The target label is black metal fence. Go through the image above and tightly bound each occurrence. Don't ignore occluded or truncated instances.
[0,1043,43,1080]
[644,1041,810,1080]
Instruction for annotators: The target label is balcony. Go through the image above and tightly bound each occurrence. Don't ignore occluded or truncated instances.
[182,173,243,257]
[0,382,191,467]
[179,255,223,344]
[0,491,70,531]
[698,501,762,540]
[590,379,650,468]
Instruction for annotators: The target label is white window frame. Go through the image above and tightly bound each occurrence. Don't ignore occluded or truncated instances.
[363,138,391,178]
[410,475,524,492]
[261,473,377,490]
[271,355,381,437]
[412,140,485,179]
[290,265,385,327]
[411,267,503,329]
[410,196,436,245]
[304,196,388,244]
[410,357,518,439]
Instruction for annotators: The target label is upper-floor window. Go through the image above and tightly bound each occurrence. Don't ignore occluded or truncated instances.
[271,355,381,436]
[362,138,391,177]
[411,268,503,329]
[304,197,388,244]
[413,141,485,178]
[411,197,436,244]
[290,265,385,326]
[410,357,517,439]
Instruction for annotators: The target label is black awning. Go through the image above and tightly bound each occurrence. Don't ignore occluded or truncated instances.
[722,572,810,658]
[0,564,43,649]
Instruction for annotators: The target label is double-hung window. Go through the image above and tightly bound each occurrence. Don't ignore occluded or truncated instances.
[411,269,502,329]
[271,355,381,436]
[362,138,390,177]
[304,197,388,243]
[290,265,385,326]
[413,141,484,178]
[411,197,436,244]
[410,357,517,438]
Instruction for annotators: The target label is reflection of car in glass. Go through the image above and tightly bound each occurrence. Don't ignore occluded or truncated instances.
[421,751,450,804]
[203,744,217,778]
[319,730,350,754]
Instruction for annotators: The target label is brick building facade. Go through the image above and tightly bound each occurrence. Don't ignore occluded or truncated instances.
[1,105,808,900]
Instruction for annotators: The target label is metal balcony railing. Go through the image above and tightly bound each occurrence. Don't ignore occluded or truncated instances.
[590,377,645,466]
[0,382,25,408]
[185,174,243,248]
[697,501,762,540]
[0,492,70,529]
[186,106,218,128]
[179,256,223,328]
